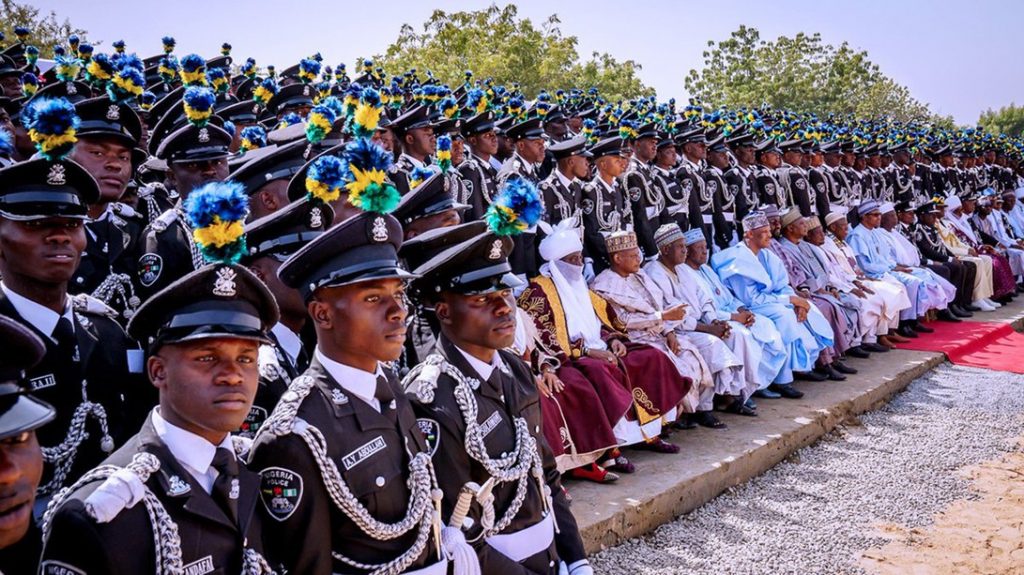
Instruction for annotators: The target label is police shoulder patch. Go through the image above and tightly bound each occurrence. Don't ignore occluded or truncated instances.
[138,253,163,287]
[628,186,641,202]
[40,560,87,575]
[260,466,303,522]
[582,198,595,215]
[416,418,441,456]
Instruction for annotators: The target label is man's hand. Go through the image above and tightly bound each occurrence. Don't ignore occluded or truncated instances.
[851,287,867,299]
[666,331,682,355]
[969,247,979,256]
[587,348,618,364]
[661,304,687,322]
[894,265,912,272]
[705,321,729,339]
[789,295,810,311]
[795,306,809,322]
[538,368,564,397]
[609,339,628,357]
[731,310,755,326]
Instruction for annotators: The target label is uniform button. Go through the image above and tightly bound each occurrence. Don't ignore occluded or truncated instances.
[534,425,540,434]
[500,452,508,458]
[549,561,555,567]
[375,476,386,487]
[76,277,84,284]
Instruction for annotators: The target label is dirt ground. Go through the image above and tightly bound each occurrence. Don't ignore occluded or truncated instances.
[861,441,1024,575]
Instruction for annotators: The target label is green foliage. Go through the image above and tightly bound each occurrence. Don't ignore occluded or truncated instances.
[0,0,88,59]
[376,4,653,102]
[978,103,1024,138]
[684,25,936,123]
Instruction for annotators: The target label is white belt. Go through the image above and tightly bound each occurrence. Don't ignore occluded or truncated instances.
[485,513,555,562]
[723,213,735,222]
[400,558,449,575]
[702,214,714,224]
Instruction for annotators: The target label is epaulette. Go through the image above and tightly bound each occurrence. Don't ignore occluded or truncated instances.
[150,209,179,233]
[110,202,142,220]
[71,293,118,318]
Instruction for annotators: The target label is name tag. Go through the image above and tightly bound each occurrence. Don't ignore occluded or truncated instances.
[480,411,502,438]
[30,374,56,391]
[183,555,215,575]
[342,436,386,470]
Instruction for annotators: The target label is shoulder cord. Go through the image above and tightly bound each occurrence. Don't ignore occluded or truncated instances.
[660,172,690,208]
[592,183,622,231]
[90,272,141,320]
[258,376,441,575]
[172,207,205,270]
[39,376,114,496]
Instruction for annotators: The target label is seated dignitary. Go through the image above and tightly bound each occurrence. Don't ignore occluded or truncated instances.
[0,318,56,575]
[932,196,1004,308]
[591,230,712,427]
[0,107,148,498]
[711,211,834,399]
[40,260,280,574]
[643,224,752,425]
[812,212,912,350]
[679,227,789,397]
[402,188,592,575]
[768,210,859,378]
[942,193,1017,306]
[908,199,979,319]
[518,218,695,478]
[249,145,473,574]
[972,191,1024,287]
[239,198,331,438]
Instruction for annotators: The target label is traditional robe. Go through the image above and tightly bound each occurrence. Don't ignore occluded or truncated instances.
[934,218,997,301]
[945,210,1016,297]
[711,243,833,383]
[644,260,751,403]
[684,262,788,390]
[819,235,910,340]
[591,269,713,413]
[973,211,1024,278]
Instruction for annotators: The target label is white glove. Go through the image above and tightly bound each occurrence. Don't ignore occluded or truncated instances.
[441,525,481,575]
[567,560,594,575]
[83,468,148,523]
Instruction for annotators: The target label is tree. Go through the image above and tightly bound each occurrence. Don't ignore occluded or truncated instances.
[0,0,88,59]
[978,104,1024,138]
[376,4,653,101]
[684,26,937,123]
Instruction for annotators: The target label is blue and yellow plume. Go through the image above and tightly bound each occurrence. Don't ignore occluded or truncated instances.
[182,86,216,127]
[305,154,347,204]
[20,73,38,98]
[107,64,144,103]
[184,181,249,264]
[305,102,337,145]
[436,135,452,174]
[25,97,80,161]
[252,77,277,107]
[342,138,400,214]
[485,177,543,236]
[239,125,267,154]
[408,166,434,190]
[179,54,207,86]
[349,87,382,139]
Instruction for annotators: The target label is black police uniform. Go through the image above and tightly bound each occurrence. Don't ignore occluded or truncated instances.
[539,136,589,226]
[389,105,437,197]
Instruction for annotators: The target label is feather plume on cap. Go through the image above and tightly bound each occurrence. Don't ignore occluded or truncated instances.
[85,53,114,86]
[349,87,382,139]
[305,102,337,145]
[486,177,543,236]
[207,67,229,94]
[157,55,178,84]
[408,166,434,191]
[54,55,82,82]
[435,135,452,174]
[24,45,38,67]
[107,64,144,103]
[252,77,277,107]
[342,138,399,214]
[239,125,267,154]
[20,72,38,98]
[179,54,207,87]
[182,86,216,127]
[162,36,176,54]
[298,58,320,84]
[24,97,80,161]
[305,154,346,204]
[184,181,249,264]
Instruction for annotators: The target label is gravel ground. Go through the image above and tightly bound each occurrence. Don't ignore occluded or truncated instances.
[590,363,1024,575]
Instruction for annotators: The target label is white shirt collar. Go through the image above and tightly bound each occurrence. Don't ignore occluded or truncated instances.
[270,323,302,366]
[315,347,384,411]
[555,169,575,189]
[1,282,73,341]
[151,408,233,492]
[454,344,502,381]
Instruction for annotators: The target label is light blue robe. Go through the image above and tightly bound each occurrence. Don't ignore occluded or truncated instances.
[711,243,833,383]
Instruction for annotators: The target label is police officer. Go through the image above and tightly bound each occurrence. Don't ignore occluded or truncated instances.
[40,262,280,574]
[777,138,814,216]
[724,127,760,236]
[68,97,146,321]
[389,105,437,196]
[810,141,847,212]
[651,131,691,232]
[754,139,788,209]
[0,317,56,575]
[458,111,501,221]
[249,206,467,574]
[0,153,148,497]
[239,198,332,438]
[704,133,737,249]
[403,224,591,575]
[136,106,234,299]
[538,135,590,225]
[675,125,713,236]
[620,122,664,258]
[497,117,546,279]
[581,136,633,271]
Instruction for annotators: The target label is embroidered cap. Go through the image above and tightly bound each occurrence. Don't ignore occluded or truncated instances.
[604,230,638,253]
[682,227,707,246]
[654,223,685,250]
[742,210,770,231]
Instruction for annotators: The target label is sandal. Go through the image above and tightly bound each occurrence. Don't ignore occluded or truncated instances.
[693,411,729,429]
[568,463,620,484]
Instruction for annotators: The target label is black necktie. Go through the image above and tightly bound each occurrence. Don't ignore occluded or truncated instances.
[53,316,78,362]
[374,375,398,424]
[211,447,239,524]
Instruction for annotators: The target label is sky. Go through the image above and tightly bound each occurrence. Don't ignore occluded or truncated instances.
[30,0,1024,125]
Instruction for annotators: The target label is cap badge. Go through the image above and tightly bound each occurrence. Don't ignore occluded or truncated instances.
[488,239,503,260]
[309,207,323,229]
[252,104,259,114]
[213,267,238,297]
[46,164,67,186]
[106,105,120,121]
[371,216,389,242]
[66,83,77,95]
[198,127,210,143]
[303,86,310,96]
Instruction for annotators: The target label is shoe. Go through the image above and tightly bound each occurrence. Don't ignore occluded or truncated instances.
[966,304,983,312]
[635,437,680,454]
[911,321,934,333]
[984,298,1002,309]
[671,416,697,430]
[753,388,781,399]
[794,370,827,382]
[937,309,962,322]
[833,361,858,374]
[692,411,729,428]
[897,325,919,338]
[817,364,847,381]
[975,300,996,311]
[861,342,890,353]
[845,345,870,358]
[744,397,758,409]
[569,463,620,483]
[768,383,805,399]
[603,450,636,474]
[950,305,973,318]
[885,331,911,343]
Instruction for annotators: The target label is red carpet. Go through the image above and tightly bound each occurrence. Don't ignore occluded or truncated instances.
[892,320,1024,373]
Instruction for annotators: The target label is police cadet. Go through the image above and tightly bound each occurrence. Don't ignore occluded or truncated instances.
[458,111,501,221]
[778,138,814,216]
[249,191,472,574]
[402,210,591,575]
[723,126,760,234]
[389,105,437,196]
[910,199,977,319]
[497,117,546,280]
[581,136,633,272]
[811,141,848,212]
[232,139,310,221]
[704,133,737,249]
[754,138,789,209]
[620,122,665,258]
[538,135,590,226]
[0,121,148,498]
[67,97,146,321]
[40,261,280,574]
[239,198,332,439]
[136,91,234,299]
[652,131,691,233]
[0,317,56,575]
[675,125,715,241]
[889,142,916,205]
